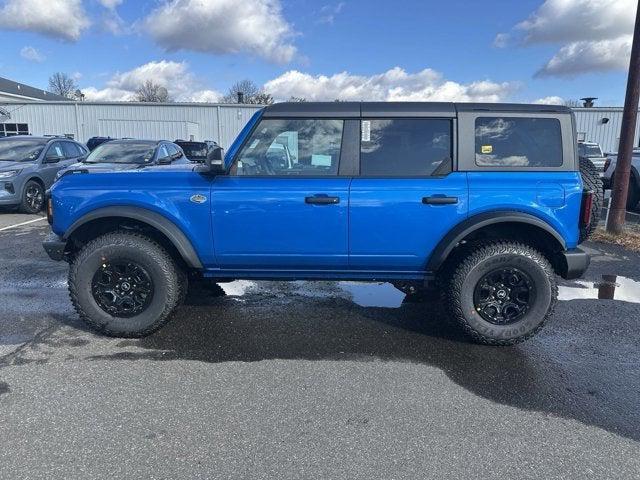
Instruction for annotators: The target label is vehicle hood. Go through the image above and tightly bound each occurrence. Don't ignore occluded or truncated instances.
[74,162,146,172]
[0,161,33,171]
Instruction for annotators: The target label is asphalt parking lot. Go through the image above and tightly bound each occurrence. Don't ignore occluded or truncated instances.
[1,217,639,479]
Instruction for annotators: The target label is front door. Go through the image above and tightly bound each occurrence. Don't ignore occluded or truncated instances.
[212,117,350,270]
[349,117,468,272]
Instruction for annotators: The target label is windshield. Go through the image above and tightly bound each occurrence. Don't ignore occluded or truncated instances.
[578,143,603,157]
[180,143,207,159]
[85,142,156,164]
[0,139,47,162]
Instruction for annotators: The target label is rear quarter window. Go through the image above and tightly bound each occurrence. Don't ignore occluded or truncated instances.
[475,117,563,168]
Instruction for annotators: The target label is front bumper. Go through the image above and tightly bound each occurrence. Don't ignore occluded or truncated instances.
[42,232,67,261]
[559,248,590,280]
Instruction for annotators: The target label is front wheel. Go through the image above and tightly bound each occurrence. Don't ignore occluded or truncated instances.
[20,180,45,214]
[443,242,557,346]
[69,231,183,337]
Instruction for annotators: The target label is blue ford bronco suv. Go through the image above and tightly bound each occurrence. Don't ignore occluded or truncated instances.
[43,102,600,345]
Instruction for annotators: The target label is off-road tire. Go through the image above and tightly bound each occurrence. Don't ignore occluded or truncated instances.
[20,179,45,214]
[579,156,603,242]
[69,231,183,337]
[443,241,557,346]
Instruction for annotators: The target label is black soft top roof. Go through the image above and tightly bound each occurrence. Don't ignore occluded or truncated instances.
[261,102,571,118]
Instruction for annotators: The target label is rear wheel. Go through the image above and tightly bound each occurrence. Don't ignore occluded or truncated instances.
[69,231,183,337]
[443,241,557,346]
[20,180,44,214]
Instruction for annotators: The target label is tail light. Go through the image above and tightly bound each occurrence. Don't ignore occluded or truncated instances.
[580,190,594,228]
[604,158,611,172]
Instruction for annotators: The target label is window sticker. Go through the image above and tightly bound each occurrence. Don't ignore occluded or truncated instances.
[311,154,332,167]
[361,120,371,142]
[481,145,493,154]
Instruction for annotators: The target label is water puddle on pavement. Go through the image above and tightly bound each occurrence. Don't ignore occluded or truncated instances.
[337,282,406,308]
[559,275,640,303]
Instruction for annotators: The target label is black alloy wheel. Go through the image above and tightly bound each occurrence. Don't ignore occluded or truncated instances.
[473,267,535,325]
[91,260,154,317]
[23,181,44,213]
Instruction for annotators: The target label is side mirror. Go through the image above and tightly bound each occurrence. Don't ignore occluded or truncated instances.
[205,146,226,174]
[45,155,64,164]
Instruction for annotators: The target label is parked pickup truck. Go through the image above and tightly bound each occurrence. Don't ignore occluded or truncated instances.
[43,102,600,345]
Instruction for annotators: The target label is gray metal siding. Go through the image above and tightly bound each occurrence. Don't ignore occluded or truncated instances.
[573,108,640,154]
[0,101,262,149]
[1,101,637,154]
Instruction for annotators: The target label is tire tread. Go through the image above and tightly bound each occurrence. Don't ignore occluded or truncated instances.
[444,241,558,346]
[68,230,182,337]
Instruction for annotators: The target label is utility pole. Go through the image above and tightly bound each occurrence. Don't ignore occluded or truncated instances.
[606,0,640,234]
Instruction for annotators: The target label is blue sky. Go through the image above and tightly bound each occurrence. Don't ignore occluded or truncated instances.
[0,0,635,105]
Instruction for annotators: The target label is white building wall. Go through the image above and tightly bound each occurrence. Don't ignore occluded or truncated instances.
[0,101,262,149]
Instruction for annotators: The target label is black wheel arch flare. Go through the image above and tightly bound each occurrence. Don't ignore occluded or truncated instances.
[64,206,203,269]
[426,211,567,273]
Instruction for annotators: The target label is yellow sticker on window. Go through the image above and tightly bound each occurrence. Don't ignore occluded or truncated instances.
[481,145,493,154]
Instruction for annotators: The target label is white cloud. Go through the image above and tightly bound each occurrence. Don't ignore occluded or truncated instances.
[143,0,297,64]
[264,67,517,102]
[82,60,222,102]
[493,33,510,49]
[504,0,636,77]
[533,96,565,105]
[516,0,635,44]
[99,0,123,9]
[318,2,345,25]
[186,90,222,103]
[20,46,45,63]
[537,36,632,77]
[0,0,90,41]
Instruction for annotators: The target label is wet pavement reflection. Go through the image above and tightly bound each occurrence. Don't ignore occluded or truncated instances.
[559,275,640,303]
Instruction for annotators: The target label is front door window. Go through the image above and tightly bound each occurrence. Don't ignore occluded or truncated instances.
[232,119,344,176]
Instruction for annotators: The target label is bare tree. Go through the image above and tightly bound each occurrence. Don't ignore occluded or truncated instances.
[135,80,171,102]
[252,92,274,105]
[222,80,260,103]
[48,72,78,98]
[563,99,581,108]
[222,79,274,104]
[288,96,306,102]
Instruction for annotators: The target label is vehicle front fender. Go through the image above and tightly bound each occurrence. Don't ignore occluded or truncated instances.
[64,206,203,269]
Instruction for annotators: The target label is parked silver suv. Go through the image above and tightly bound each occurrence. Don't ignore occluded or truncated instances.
[0,136,87,213]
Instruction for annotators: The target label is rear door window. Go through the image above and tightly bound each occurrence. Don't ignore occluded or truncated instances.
[359,119,452,176]
[475,117,563,167]
[61,142,82,158]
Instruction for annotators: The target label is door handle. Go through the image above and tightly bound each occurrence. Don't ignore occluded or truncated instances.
[422,196,458,205]
[305,195,340,205]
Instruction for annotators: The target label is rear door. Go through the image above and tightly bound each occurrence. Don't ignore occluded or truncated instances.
[349,115,468,272]
[211,117,352,270]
